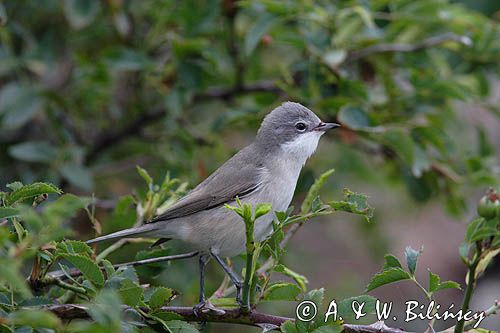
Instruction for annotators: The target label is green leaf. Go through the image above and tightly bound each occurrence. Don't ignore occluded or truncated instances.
[244,13,278,56]
[8,141,57,163]
[474,248,500,280]
[301,169,335,214]
[56,240,93,257]
[338,295,376,324]
[63,0,100,29]
[0,207,19,219]
[104,48,149,71]
[59,163,94,191]
[9,310,61,329]
[459,242,470,264]
[337,105,372,130]
[263,282,302,301]
[429,270,460,293]
[383,254,403,270]
[381,129,415,164]
[428,271,440,293]
[149,287,173,309]
[434,281,461,292]
[43,194,89,222]
[302,288,324,308]
[6,181,23,191]
[136,166,153,185]
[0,83,42,129]
[118,279,143,307]
[61,254,104,287]
[405,246,422,275]
[164,320,199,333]
[322,50,347,69]
[274,264,308,291]
[0,259,31,297]
[255,203,272,219]
[281,320,298,333]
[328,188,374,222]
[5,182,62,206]
[366,268,411,292]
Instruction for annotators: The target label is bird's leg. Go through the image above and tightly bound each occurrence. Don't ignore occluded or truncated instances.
[193,254,225,316]
[210,251,244,306]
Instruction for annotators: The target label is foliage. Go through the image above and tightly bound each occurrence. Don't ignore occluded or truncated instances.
[364,188,500,333]
[1,0,500,332]
[0,0,498,214]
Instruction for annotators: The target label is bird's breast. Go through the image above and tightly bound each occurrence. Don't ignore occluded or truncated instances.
[249,161,302,240]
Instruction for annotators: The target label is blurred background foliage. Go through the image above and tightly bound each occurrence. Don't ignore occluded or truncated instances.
[0,0,499,331]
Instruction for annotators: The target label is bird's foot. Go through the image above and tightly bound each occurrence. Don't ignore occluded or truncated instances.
[193,299,226,316]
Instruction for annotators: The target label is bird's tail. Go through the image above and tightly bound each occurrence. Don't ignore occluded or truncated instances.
[86,224,156,245]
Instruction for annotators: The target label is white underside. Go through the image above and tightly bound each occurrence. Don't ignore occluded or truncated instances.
[151,131,324,257]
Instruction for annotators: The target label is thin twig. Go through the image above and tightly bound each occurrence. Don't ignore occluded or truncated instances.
[347,32,472,63]
[46,251,199,281]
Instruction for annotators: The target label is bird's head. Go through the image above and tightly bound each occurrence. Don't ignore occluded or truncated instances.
[256,102,340,162]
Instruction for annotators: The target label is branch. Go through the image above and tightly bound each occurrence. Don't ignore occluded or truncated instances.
[347,33,472,63]
[46,304,411,332]
[45,251,199,280]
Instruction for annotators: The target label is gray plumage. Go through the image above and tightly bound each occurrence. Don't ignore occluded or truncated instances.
[87,102,339,257]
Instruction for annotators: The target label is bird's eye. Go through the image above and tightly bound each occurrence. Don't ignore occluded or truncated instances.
[295,122,307,132]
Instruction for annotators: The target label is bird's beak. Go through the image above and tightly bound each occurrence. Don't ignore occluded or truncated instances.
[314,122,341,131]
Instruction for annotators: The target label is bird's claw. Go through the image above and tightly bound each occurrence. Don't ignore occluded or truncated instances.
[193,299,226,317]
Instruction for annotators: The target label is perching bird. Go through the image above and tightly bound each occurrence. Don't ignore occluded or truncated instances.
[87,102,339,313]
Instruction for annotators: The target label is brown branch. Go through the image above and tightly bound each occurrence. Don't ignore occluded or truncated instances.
[46,304,411,332]
[347,32,471,63]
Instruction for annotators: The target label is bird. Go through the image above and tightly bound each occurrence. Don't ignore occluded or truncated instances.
[86,102,340,313]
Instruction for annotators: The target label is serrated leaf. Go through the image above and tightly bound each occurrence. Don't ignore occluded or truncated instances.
[118,279,143,307]
[383,254,403,270]
[57,240,93,257]
[263,282,302,301]
[328,188,374,222]
[149,287,173,309]
[405,246,422,275]
[429,271,440,293]
[61,254,104,287]
[434,281,461,292]
[366,268,411,292]
[5,182,62,206]
[164,320,199,333]
[338,295,376,324]
[301,169,335,214]
[255,203,272,219]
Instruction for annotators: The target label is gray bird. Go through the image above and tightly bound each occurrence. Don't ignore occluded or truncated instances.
[87,102,339,312]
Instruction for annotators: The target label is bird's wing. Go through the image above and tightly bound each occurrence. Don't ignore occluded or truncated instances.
[148,149,264,223]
